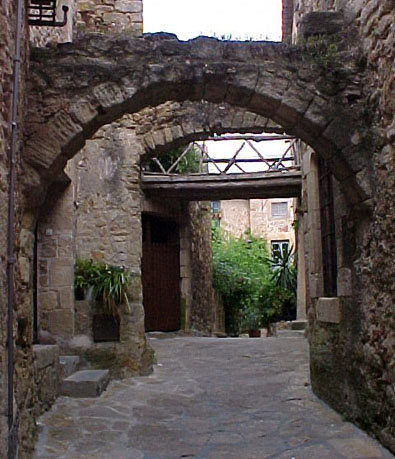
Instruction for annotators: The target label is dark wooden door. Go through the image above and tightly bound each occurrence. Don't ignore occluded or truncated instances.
[142,214,181,331]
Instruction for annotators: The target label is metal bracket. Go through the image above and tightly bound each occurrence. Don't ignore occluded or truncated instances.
[28,1,69,27]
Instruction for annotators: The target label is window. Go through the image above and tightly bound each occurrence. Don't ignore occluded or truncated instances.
[271,201,288,218]
[318,158,337,297]
[211,201,220,213]
[271,240,289,264]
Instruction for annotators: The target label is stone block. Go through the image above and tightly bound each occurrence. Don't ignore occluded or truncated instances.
[299,12,344,38]
[48,309,74,338]
[316,297,341,324]
[61,370,110,397]
[59,286,74,309]
[291,320,307,331]
[40,291,59,313]
[337,268,352,297]
[59,356,80,380]
[49,258,74,287]
[115,0,142,13]
[40,240,57,258]
[33,344,60,370]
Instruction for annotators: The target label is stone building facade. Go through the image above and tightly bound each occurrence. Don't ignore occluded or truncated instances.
[216,198,296,247]
[0,0,394,457]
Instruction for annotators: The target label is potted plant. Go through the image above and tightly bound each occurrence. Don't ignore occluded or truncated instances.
[241,304,262,337]
[74,259,132,342]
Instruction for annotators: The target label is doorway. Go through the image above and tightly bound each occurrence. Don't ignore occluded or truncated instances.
[142,213,181,331]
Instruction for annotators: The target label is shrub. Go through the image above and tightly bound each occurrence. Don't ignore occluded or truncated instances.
[212,230,280,335]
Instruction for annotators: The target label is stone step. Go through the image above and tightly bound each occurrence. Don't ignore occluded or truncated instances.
[61,370,110,398]
[59,356,80,380]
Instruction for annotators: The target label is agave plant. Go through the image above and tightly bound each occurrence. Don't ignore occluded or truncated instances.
[93,264,131,317]
[268,245,297,292]
[74,259,131,316]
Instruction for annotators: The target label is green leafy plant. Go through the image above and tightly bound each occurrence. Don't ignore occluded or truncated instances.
[74,258,132,316]
[212,230,279,335]
[144,146,201,174]
[302,34,341,73]
[268,245,297,292]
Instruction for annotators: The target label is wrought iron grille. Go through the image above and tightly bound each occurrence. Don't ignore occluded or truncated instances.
[28,0,68,27]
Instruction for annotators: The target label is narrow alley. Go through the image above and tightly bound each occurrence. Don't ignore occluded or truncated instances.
[34,332,393,459]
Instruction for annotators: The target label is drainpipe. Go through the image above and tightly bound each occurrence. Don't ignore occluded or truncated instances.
[7,0,23,457]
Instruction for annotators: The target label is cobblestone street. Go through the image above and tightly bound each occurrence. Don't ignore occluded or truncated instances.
[34,332,393,458]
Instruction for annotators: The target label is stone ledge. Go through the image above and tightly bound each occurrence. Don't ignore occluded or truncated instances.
[316,297,341,324]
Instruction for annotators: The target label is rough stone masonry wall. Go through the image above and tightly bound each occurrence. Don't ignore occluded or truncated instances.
[0,1,41,456]
[0,0,15,450]
[295,0,395,451]
[37,181,75,340]
[64,116,152,377]
[188,202,217,334]
[74,0,143,35]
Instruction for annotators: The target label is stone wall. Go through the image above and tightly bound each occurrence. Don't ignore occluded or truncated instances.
[0,0,15,450]
[0,1,40,456]
[217,199,296,245]
[74,0,143,35]
[293,2,395,451]
[37,181,75,340]
[188,202,218,334]
[32,345,60,418]
[63,116,152,377]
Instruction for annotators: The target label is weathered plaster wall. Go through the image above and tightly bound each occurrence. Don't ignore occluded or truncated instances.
[217,198,296,245]
[219,200,250,238]
[250,198,295,245]
[294,2,395,450]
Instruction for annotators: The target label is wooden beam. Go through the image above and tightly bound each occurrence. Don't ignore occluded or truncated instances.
[207,135,296,142]
[141,171,302,201]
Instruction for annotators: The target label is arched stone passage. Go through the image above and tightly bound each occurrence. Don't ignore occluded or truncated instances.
[25,34,370,203]
[134,100,285,155]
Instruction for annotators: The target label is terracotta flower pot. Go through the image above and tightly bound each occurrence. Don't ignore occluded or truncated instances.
[248,329,261,338]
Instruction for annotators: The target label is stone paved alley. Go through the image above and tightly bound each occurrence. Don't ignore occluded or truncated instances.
[34,332,393,459]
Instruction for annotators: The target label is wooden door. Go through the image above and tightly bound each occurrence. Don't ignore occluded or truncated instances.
[142,214,181,331]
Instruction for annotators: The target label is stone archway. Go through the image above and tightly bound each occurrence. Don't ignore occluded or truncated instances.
[23,34,394,452]
[24,34,371,205]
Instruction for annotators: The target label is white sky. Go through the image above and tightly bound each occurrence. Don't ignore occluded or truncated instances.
[203,136,293,174]
[143,0,283,41]
[143,1,285,164]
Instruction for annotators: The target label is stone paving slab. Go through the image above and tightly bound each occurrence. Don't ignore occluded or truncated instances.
[34,332,394,458]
